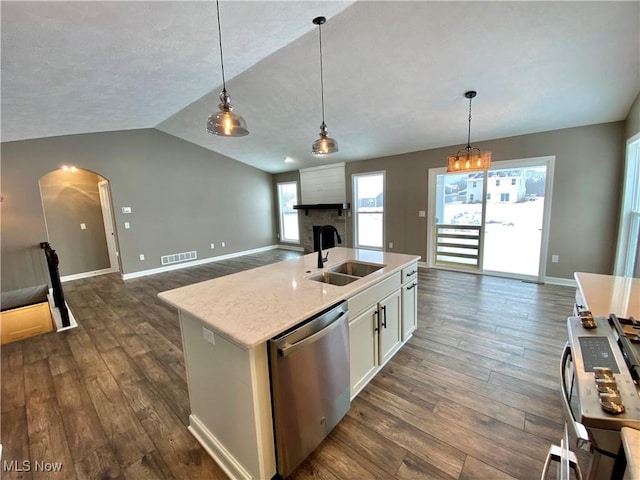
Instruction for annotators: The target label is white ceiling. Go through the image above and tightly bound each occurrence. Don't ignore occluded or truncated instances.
[2,1,638,173]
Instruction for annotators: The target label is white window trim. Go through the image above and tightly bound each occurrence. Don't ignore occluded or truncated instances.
[352,171,385,251]
[277,181,300,244]
[614,132,640,276]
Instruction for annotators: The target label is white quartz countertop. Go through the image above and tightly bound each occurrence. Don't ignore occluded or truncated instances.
[158,247,420,349]
[574,272,640,319]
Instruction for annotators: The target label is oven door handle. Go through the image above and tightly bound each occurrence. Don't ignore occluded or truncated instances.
[560,342,591,451]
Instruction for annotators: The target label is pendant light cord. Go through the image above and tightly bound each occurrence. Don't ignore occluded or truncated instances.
[466,95,473,150]
[318,22,325,124]
[216,0,227,92]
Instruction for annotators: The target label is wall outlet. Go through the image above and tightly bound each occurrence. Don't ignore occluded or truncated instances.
[122,206,132,214]
[551,254,559,263]
[221,241,226,247]
[418,211,426,217]
[139,254,145,261]
[202,327,215,345]
[124,222,130,229]
[80,223,86,230]
[388,242,394,249]
[210,243,215,249]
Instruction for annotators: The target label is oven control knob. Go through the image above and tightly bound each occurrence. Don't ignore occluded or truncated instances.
[579,310,597,329]
[595,378,619,394]
[598,393,625,414]
[593,367,615,379]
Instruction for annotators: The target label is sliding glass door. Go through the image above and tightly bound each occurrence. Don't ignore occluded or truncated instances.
[428,157,554,281]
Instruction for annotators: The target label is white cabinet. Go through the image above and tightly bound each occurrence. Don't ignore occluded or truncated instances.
[348,274,403,399]
[378,290,402,365]
[349,304,378,396]
[401,262,418,341]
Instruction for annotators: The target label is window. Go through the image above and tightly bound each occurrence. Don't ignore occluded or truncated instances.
[500,193,510,202]
[486,192,491,200]
[470,194,475,202]
[615,135,640,276]
[353,172,384,249]
[472,181,477,188]
[511,178,516,185]
[277,182,299,243]
[496,179,501,186]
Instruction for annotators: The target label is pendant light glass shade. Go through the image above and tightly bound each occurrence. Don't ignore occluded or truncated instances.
[312,122,338,155]
[311,16,338,155]
[207,90,249,137]
[206,0,248,137]
[447,91,490,173]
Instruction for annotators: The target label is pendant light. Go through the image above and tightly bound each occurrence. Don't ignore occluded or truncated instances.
[206,0,248,137]
[311,16,338,155]
[446,91,491,172]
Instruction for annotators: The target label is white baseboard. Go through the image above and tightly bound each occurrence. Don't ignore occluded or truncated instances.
[47,291,78,332]
[544,276,576,287]
[122,245,279,280]
[277,244,304,252]
[188,415,253,480]
[61,267,117,283]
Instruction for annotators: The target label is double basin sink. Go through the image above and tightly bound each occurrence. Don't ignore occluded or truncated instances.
[309,260,385,286]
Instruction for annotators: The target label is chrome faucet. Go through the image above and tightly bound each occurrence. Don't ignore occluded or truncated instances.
[317,225,342,268]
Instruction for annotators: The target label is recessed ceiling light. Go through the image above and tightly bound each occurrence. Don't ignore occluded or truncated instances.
[284,157,294,163]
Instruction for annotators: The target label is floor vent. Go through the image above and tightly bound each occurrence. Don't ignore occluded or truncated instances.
[161,250,197,266]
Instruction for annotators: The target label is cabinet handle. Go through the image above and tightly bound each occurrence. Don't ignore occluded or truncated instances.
[406,270,417,277]
[381,305,387,328]
[407,282,417,291]
[374,310,379,332]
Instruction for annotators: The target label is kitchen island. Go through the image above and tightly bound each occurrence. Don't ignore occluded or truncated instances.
[158,247,420,480]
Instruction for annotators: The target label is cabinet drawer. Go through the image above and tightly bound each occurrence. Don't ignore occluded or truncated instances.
[348,272,401,320]
[402,263,418,284]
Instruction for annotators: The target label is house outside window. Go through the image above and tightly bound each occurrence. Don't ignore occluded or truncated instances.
[496,179,501,186]
[500,193,510,202]
[511,178,517,185]
[277,182,299,243]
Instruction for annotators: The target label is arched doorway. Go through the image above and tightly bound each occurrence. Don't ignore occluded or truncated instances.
[39,166,121,280]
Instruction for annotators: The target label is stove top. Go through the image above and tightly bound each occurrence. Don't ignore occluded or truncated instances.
[566,315,640,431]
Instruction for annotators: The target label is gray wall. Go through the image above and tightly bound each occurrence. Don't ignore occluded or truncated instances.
[345,122,624,279]
[1,128,276,291]
[39,168,110,276]
[626,91,640,139]
[275,122,625,280]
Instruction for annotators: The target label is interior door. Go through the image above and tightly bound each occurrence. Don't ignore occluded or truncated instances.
[98,180,120,272]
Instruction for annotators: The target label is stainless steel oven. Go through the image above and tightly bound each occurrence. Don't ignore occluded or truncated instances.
[268,300,350,478]
[557,313,640,480]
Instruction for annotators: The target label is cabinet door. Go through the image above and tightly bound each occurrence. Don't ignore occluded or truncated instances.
[349,305,378,398]
[402,281,418,341]
[378,289,402,366]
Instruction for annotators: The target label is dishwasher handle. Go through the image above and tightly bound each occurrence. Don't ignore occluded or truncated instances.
[277,309,347,357]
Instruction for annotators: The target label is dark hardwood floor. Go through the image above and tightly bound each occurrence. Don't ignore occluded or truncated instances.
[1,249,581,479]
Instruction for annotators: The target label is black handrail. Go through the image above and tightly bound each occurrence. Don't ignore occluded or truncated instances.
[40,242,70,328]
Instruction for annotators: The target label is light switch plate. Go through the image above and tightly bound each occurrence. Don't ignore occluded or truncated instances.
[124,222,130,229]
[139,254,145,261]
[80,223,86,230]
[122,206,132,214]
[418,211,426,217]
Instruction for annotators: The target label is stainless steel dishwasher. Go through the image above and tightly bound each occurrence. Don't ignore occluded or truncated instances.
[268,300,350,478]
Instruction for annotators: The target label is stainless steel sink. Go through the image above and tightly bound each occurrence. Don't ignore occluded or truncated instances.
[308,271,359,286]
[329,261,384,277]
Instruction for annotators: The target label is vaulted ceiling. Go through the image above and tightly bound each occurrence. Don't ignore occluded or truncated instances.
[2,1,638,173]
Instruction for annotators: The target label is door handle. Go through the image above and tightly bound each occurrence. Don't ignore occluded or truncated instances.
[559,343,591,451]
[381,305,387,328]
[278,311,347,357]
